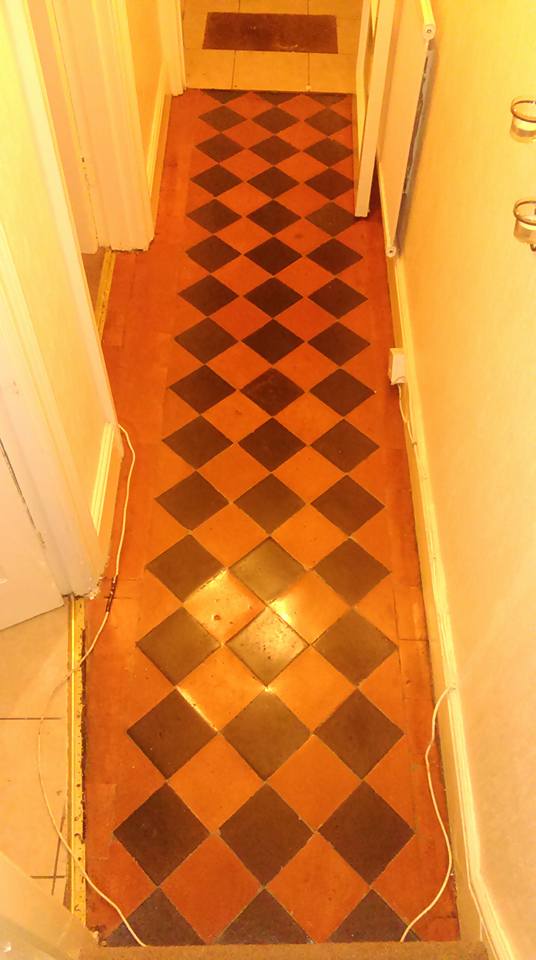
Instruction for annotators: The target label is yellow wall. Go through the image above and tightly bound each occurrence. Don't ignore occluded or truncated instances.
[392,1,536,956]
[126,0,164,165]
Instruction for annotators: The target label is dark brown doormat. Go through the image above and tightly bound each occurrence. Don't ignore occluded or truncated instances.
[203,12,338,54]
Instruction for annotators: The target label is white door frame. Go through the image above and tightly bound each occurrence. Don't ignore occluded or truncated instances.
[1,4,122,598]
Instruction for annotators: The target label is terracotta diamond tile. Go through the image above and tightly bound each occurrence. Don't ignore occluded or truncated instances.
[356,576,398,643]
[240,419,305,471]
[170,736,261,831]
[269,735,358,829]
[224,149,270,181]
[164,835,259,942]
[87,839,155,938]
[215,256,268,297]
[176,318,236,361]
[276,394,339,446]
[272,571,348,643]
[273,505,346,568]
[277,297,334,339]
[359,652,406,730]
[271,647,354,729]
[184,570,263,644]
[208,342,270,389]
[244,319,302,363]
[198,133,242,162]
[179,646,262,729]
[157,473,226,529]
[220,784,311,883]
[242,368,303,416]
[204,392,269,441]
[275,342,336,390]
[236,474,304,532]
[269,834,366,942]
[278,217,328,255]
[220,217,274,255]
[200,445,268,500]
[316,540,389,605]
[248,199,300,236]
[224,181,267,216]
[313,476,383,535]
[275,447,342,502]
[194,503,265,567]
[164,417,231,469]
[277,256,331,297]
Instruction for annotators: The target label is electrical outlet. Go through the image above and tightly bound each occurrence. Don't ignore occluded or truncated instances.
[389,347,407,384]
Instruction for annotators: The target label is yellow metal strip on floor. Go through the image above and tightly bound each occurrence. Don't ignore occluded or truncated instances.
[68,597,86,923]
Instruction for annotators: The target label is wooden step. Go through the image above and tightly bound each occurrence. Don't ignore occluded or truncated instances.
[84,942,487,960]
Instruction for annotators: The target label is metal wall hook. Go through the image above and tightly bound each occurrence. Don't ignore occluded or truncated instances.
[513,199,536,250]
[510,97,536,141]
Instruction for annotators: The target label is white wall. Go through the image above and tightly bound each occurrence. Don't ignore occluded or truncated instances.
[388,2,536,958]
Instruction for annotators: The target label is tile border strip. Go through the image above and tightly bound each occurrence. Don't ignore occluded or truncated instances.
[68,597,86,923]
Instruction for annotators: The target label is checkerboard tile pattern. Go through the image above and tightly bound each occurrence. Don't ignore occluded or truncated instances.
[85,90,458,947]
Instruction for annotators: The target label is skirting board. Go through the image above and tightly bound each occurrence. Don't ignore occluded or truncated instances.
[385,240,512,960]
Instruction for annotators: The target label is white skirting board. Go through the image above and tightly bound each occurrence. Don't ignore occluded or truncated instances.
[385,247,514,960]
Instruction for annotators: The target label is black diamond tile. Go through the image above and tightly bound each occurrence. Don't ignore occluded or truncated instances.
[310,321,367,363]
[249,200,300,235]
[157,473,226,528]
[320,782,411,881]
[259,92,297,104]
[219,890,307,944]
[236,474,304,532]
[307,202,355,236]
[246,237,300,275]
[171,366,234,412]
[316,691,402,778]
[231,538,304,602]
[193,164,240,197]
[310,93,347,105]
[186,237,239,273]
[115,784,208,884]
[252,135,298,165]
[137,607,219,684]
[180,275,237,315]
[240,419,304,471]
[164,417,231,468]
[147,536,222,600]
[228,607,306,684]
[221,785,311,883]
[307,169,353,200]
[201,105,243,131]
[128,690,215,778]
[312,369,373,416]
[310,278,366,318]
[307,108,351,135]
[246,278,301,316]
[198,133,242,162]
[209,90,244,103]
[223,693,309,779]
[245,319,302,363]
[315,610,395,685]
[313,476,382,533]
[254,107,298,133]
[242,368,303,416]
[305,138,353,167]
[308,239,362,275]
[316,540,388,604]
[249,167,297,199]
[188,199,240,233]
[331,890,418,943]
[175,318,236,362]
[313,420,378,471]
[106,890,202,947]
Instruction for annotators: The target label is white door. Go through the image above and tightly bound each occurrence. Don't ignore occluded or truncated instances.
[0,443,62,630]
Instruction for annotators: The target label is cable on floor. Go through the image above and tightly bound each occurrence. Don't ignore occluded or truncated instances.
[399,685,455,942]
[37,424,148,948]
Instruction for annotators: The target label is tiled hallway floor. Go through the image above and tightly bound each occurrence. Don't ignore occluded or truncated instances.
[85,90,458,946]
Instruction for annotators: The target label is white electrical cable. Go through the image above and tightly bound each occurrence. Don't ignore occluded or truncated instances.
[37,424,147,948]
[397,382,417,446]
[399,685,455,942]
